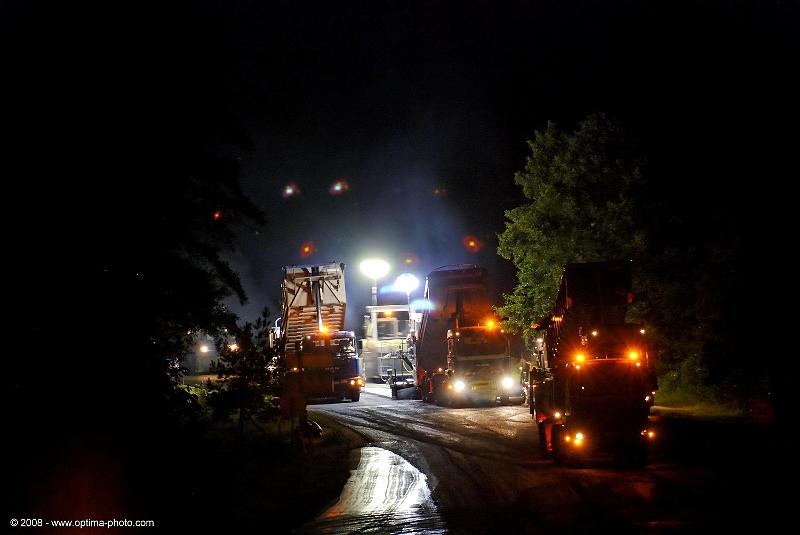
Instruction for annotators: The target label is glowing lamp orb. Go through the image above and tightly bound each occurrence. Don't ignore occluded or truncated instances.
[212,210,222,221]
[463,235,481,253]
[360,258,390,280]
[395,273,419,295]
[300,241,315,258]
[329,180,350,195]
[282,183,299,198]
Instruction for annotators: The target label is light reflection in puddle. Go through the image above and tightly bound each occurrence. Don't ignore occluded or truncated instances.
[299,446,446,534]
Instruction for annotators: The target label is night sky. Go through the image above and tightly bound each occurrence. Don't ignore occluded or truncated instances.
[213,0,796,327]
[6,0,796,329]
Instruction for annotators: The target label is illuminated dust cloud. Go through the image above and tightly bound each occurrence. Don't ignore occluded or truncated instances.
[299,240,315,258]
[329,180,350,195]
[282,183,300,198]
[463,235,481,253]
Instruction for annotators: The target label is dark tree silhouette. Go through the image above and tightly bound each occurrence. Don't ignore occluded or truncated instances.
[211,308,281,437]
[499,114,759,407]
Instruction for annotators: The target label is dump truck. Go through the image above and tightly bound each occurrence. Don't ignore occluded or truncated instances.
[280,263,363,404]
[530,261,657,464]
[414,265,524,405]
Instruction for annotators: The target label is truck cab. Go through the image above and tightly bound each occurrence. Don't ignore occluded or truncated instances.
[297,330,363,402]
[435,325,524,406]
[533,324,656,463]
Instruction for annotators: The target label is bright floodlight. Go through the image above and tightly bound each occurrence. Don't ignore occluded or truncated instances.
[360,258,390,280]
[395,273,419,295]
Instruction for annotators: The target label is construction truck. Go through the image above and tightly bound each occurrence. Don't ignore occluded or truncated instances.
[280,263,363,405]
[530,261,657,464]
[415,265,524,406]
[360,304,417,384]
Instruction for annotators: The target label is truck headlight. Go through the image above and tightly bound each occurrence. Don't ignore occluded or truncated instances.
[501,376,514,390]
[454,380,466,392]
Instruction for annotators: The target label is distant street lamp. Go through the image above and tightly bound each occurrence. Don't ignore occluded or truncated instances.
[394,273,419,306]
[360,258,390,306]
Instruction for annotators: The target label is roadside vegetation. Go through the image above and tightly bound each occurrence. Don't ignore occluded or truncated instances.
[9,63,360,528]
[171,382,365,531]
[498,114,772,415]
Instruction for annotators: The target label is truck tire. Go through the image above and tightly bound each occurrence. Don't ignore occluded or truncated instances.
[538,422,553,459]
[551,425,569,465]
[350,391,360,402]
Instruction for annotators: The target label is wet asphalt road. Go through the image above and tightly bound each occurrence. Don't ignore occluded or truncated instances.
[307,392,786,534]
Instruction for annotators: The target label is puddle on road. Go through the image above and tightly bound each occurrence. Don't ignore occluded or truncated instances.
[299,446,446,534]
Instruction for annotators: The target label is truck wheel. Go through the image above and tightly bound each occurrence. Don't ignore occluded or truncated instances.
[552,426,569,465]
[350,391,360,402]
[446,393,458,408]
[538,422,553,459]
